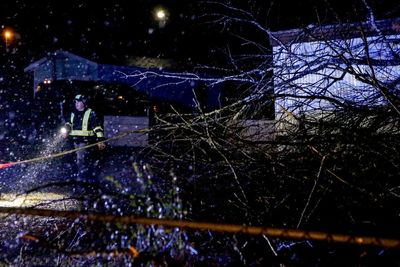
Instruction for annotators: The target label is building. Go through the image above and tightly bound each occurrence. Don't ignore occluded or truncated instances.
[24,50,225,147]
[270,17,400,134]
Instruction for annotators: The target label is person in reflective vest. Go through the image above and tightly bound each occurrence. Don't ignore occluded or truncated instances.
[62,94,106,183]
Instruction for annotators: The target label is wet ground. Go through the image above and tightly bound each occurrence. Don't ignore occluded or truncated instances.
[0,143,146,265]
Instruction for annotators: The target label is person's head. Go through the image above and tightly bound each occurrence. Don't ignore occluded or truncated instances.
[74,94,87,111]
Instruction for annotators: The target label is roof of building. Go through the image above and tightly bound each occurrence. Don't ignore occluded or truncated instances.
[24,50,97,73]
[270,17,400,46]
[24,50,222,110]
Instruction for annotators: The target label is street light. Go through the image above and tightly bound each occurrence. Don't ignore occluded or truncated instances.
[2,28,14,52]
[153,7,168,28]
[156,9,166,20]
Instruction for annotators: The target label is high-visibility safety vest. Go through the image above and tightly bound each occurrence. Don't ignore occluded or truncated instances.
[69,108,104,138]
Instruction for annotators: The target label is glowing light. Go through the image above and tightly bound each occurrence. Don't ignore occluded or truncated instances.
[153,7,168,27]
[3,30,12,39]
[43,78,52,84]
[156,9,166,20]
[2,29,14,51]
[60,127,68,135]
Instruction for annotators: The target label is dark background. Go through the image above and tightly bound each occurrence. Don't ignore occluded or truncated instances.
[1,0,211,65]
[1,0,399,124]
[1,0,399,66]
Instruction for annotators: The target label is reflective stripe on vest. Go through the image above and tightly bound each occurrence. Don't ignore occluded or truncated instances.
[70,108,95,137]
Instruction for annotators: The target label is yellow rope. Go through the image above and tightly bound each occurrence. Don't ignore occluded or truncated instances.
[0,207,399,248]
[6,128,151,166]
[3,126,399,248]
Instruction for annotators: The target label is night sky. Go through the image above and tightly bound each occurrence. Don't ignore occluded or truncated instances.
[1,0,399,67]
[1,0,206,65]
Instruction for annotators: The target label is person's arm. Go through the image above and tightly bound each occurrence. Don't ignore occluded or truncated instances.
[90,110,106,149]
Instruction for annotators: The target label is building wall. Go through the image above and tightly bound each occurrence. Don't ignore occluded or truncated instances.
[272,34,400,133]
